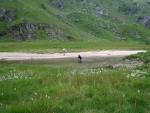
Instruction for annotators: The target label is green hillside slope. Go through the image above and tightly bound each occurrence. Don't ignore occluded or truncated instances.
[0,0,150,44]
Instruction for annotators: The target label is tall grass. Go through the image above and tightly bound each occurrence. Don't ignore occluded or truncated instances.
[0,62,149,113]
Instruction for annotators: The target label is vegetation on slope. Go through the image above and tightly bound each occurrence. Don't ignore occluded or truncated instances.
[0,0,150,45]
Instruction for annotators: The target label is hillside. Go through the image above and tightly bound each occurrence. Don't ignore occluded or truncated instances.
[0,1,150,113]
[0,0,150,44]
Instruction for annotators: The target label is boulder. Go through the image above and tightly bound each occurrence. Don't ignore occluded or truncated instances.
[52,0,64,9]
[147,0,150,4]
[79,0,90,4]
[0,31,7,36]
[0,8,15,22]
[92,6,104,17]
[137,16,150,29]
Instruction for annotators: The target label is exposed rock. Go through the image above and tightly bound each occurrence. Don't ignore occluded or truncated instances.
[118,2,141,14]
[146,0,150,4]
[10,23,35,40]
[79,0,90,4]
[92,5,105,17]
[0,8,15,22]
[9,23,60,41]
[52,0,64,9]
[145,20,150,28]
[84,0,105,16]
[137,16,150,29]
[81,5,106,17]
[55,14,65,20]
[51,0,106,17]
[0,20,73,41]
[0,31,7,36]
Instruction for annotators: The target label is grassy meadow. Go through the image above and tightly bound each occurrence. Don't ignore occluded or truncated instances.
[0,52,150,113]
[0,0,150,112]
[0,40,150,52]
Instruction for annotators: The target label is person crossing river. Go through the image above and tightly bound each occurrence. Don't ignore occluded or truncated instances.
[78,55,82,63]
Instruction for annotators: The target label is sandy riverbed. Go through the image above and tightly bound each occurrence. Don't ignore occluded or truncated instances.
[0,50,146,61]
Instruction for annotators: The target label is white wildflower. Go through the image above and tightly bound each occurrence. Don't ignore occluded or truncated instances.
[0,103,3,106]
[31,97,34,101]
[14,88,17,91]
[127,70,148,78]
[45,94,48,98]
[34,92,38,96]
[48,96,50,99]
[0,70,33,81]
[122,94,125,98]
[1,92,4,96]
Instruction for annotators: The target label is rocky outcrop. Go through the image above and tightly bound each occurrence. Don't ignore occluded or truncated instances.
[137,16,150,29]
[51,0,106,17]
[10,23,36,40]
[91,5,105,17]
[9,23,61,41]
[82,5,106,17]
[0,21,74,41]
[52,0,64,9]
[118,2,141,15]
[147,0,150,4]
[0,8,15,22]
[79,0,90,4]
[0,31,7,37]
[80,0,106,17]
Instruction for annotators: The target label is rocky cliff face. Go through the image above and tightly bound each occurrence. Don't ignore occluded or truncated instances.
[0,22,73,41]
[9,23,62,41]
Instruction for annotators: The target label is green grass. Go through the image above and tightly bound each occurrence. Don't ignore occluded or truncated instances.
[0,49,150,113]
[126,51,150,63]
[0,59,150,113]
[0,0,150,112]
[0,0,150,43]
[0,39,148,113]
[0,40,149,52]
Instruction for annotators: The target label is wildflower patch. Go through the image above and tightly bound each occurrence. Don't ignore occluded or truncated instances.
[127,70,149,78]
[0,69,34,81]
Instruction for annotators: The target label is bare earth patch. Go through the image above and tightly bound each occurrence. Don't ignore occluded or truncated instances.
[0,50,146,61]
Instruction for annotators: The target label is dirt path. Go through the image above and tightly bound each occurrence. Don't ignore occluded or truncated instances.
[0,50,146,61]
